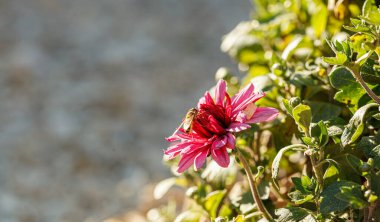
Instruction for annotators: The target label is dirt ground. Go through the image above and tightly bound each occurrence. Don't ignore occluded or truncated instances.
[0,0,250,221]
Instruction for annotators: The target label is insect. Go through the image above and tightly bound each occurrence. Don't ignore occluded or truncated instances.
[183,108,198,133]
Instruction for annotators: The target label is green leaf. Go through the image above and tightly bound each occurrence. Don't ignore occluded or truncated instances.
[341,103,379,146]
[282,99,293,116]
[329,66,367,111]
[292,104,312,134]
[323,163,340,186]
[233,215,244,222]
[282,36,304,61]
[362,0,380,25]
[307,101,342,122]
[203,190,227,219]
[345,154,363,175]
[370,171,380,196]
[320,181,361,215]
[275,207,316,222]
[325,117,346,137]
[310,121,329,147]
[358,134,380,169]
[272,144,308,181]
[291,176,313,194]
[335,185,368,209]
[311,3,327,38]
[361,58,380,85]
[288,190,314,204]
[323,52,347,65]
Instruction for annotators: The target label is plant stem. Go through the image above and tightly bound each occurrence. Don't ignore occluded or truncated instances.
[236,149,274,221]
[310,154,324,191]
[349,65,380,105]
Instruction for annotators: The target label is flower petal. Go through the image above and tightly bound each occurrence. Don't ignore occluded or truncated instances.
[208,115,226,134]
[245,107,279,124]
[232,92,265,116]
[164,142,190,156]
[194,149,209,171]
[226,122,251,132]
[231,83,254,108]
[215,80,227,105]
[226,133,235,149]
[197,91,214,108]
[211,136,227,150]
[177,153,197,173]
[211,147,230,167]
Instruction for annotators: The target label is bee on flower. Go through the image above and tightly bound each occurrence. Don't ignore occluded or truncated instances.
[165,80,279,173]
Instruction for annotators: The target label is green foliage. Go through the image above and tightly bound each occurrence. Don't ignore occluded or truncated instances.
[275,207,316,222]
[156,0,380,221]
[320,180,367,216]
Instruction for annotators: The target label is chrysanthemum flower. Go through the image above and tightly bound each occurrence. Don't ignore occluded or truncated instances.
[165,80,278,173]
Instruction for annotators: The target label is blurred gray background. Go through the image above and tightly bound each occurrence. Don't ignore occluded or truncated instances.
[0,0,250,221]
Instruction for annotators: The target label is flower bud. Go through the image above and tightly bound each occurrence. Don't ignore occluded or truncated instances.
[289,97,301,107]
[367,158,374,167]
[360,163,371,172]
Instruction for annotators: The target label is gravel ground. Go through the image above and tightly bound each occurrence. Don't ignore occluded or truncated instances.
[0,0,250,221]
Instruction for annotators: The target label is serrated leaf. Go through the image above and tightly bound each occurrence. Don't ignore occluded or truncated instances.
[292,104,312,133]
[341,103,379,146]
[275,207,316,222]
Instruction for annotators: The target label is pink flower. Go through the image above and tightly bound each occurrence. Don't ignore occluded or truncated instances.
[165,80,279,173]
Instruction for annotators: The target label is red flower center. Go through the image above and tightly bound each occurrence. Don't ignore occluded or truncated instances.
[192,103,231,138]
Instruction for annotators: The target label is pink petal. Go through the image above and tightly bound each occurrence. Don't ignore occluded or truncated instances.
[234,112,248,123]
[194,149,209,171]
[231,83,254,108]
[177,153,196,173]
[165,142,192,155]
[232,92,265,116]
[226,133,235,149]
[211,147,230,167]
[245,107,279,124]
[226,122,251,132]
[211,136,227,150]
[215,80,227,105]
[197,91,214,108]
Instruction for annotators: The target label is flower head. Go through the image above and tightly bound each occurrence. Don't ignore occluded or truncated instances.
[165,80,278,173]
